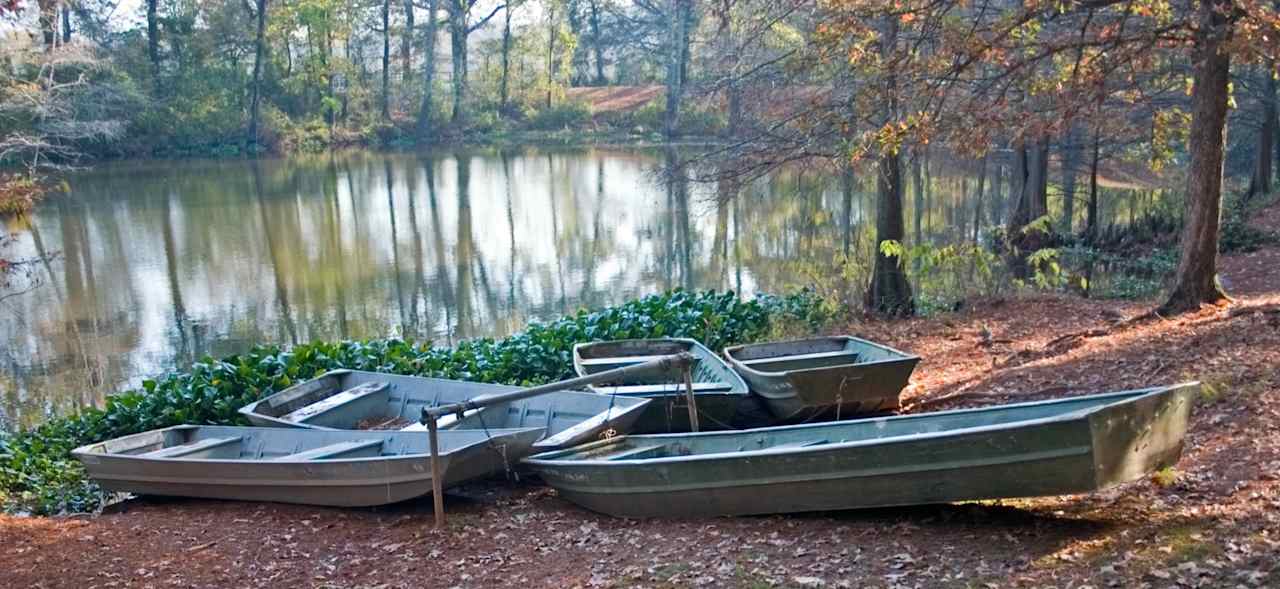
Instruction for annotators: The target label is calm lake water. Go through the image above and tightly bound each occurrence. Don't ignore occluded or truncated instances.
[0,145,1156,430]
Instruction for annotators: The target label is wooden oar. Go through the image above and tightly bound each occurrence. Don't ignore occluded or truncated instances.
[421,351,698,528]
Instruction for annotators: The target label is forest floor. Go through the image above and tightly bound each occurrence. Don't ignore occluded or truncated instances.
[2,204,1279,588]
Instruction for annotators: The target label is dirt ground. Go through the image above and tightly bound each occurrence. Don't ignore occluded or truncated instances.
[3,207,1279,589]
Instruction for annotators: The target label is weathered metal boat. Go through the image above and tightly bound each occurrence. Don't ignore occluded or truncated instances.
[572,338,750,433]
[72,425,544,507]
[525,383,1198,518]
[238,369,651,450]
[725,336,920,421]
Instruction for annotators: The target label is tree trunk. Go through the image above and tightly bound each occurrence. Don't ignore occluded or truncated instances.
[1246,62,1276,202]
[402,0,415,84]
[381,0,392,119]
[973,154,987,242]
[1086,129,1101,241]
[663,0,686,138]
[866,151,915,316]
[147,0,160,86]
[417,0,440,136]
[1160,0,1232,314]
[247,0,270,148]
[589,0,605,85]
[912,148,923,244]
[1061,127,1080,234]
[546,2,557,108]
[61,3,71,43]
[449,0,468,125]
[500,3,513,112]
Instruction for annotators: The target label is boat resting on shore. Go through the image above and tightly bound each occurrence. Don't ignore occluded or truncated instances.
[239,369,651,450]
[725,336,919,421]
[572,338,750,433]
[73,425,544,507]
[525,383,1198,518]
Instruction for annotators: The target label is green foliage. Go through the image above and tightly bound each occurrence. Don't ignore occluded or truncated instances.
[525,101,594,131]
[0,290,836,516]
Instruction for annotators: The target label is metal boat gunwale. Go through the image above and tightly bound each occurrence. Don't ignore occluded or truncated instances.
[73,424,544,465]
[525,383,1194,466]
[724,336,919,379]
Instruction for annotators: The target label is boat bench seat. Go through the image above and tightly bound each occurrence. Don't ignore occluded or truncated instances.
[597,383,732,395]
[274,439,385,461]
[606,444,668,460]
[769,439,828,450]
[281,382,390,424]
[579,355,673,368]
[144,436,241,458]
[739,350,860,368]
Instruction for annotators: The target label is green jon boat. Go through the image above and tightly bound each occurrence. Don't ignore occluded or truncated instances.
[725,336,920,421]
[239,369,651,450]
[525,383,1198,518]
[73,425,544,507]
[573,338,750,433]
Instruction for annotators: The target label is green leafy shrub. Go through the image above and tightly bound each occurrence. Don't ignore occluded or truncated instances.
[0,289,835,516]
[524,101,593,131]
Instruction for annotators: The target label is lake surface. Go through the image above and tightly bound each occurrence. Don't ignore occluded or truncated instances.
[0,145,1156,430]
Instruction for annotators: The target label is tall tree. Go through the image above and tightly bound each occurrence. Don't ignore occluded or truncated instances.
[417,0,441,135]
[1159,0,1233,313]
[381,0,392,119]
[1247,64,1277,202]
[446,0,506,125]
[663,0,686,137]
[146,0,161,88]
[402,0,415,84]
[247,0,270,147]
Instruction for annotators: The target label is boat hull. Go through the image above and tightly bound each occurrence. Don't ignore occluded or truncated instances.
[74,426,544,507]
[726,337,919,421]
[527,384,1196,517]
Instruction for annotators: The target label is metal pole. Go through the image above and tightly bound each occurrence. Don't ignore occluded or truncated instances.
[427,416,445,528]
[682,363,700,433]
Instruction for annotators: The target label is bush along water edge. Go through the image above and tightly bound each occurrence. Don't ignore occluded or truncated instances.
[0,289,838,516]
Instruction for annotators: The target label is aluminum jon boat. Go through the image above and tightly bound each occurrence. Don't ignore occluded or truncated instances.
[525,383,1198,518]
[72,425,544,507]
[239,369,651,450]
[725,336,920,421]
[573,338,750,433]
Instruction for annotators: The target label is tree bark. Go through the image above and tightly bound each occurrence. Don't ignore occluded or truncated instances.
[448,0,468,125]
[973,154,988,242]
[1246,62,1276,202]
[663,0,686,138]
[146,0,160,87]
[1061,127,1081,234]
[381,0,392,119]
[247,0,270,148]
[1086,129,1101,241]
[1160,0,1233,314]
[402,0,415,84]
[866,151,915,316]
[589,0,605,85]
[546,1,557,108]
[417,0,440,136]
[499,2,514,111]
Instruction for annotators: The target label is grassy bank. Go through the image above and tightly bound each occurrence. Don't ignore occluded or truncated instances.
[0,290,837,516]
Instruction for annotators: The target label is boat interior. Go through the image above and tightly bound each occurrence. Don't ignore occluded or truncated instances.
[577,340,735,393]
[729,337,909,373]
[534,388,1163,461]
